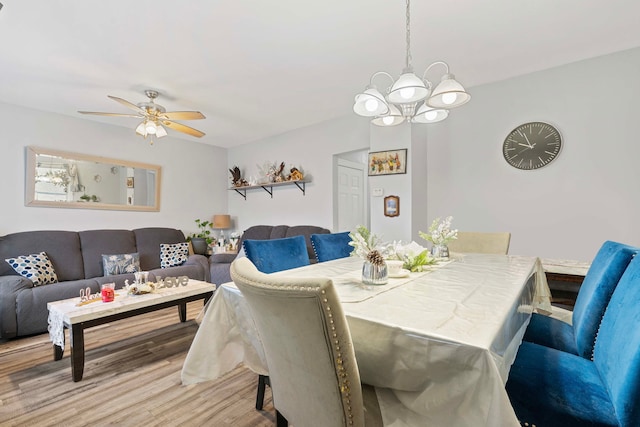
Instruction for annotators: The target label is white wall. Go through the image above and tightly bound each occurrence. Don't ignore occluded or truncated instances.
[0,102,228,237]
[227,116,370,233]
[229,47,640,262]
[427,47,640,261]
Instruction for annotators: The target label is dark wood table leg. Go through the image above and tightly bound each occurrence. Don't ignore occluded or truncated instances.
[53,329,65,360]
[69,323,85,382]
[53,344,64,360]
[178,302,187,322]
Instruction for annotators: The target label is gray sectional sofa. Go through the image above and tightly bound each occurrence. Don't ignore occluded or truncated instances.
[0,227,209,339]
[209,225,330,285]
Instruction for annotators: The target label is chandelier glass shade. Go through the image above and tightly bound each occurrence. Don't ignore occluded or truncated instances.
[353,0,470,126]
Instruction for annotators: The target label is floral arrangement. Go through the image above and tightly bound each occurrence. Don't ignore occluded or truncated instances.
[386,241,436,272]
[123,279,157,295]
[419,216,458,246]
[349,225,385,267]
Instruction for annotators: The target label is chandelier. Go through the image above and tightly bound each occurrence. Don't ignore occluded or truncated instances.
[353,0,470,126]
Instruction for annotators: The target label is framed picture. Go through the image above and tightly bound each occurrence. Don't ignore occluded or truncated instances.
[126,177,134,188]
[368,149,407,176]
[384,195,400,217]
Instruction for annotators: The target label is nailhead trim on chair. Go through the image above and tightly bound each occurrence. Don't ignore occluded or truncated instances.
[243,276,357,425]
[320,288,355,425]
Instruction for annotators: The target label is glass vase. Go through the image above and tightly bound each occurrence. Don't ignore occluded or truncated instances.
[431,244,449,260]
[362,261,388,286]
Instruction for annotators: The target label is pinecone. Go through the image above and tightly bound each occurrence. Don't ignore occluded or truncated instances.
[366,249,385,267]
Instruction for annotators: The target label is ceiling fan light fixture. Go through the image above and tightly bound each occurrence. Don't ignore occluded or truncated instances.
[78,90,206,142]
[155,124,167,138]
[145,120,157,135]
[135,121,147,136]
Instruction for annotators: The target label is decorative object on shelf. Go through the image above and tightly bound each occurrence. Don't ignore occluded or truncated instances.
[368,149,407,176]
[419,216,458,260]
[502,122,562,170]
[353,0,470,126]
[212,214,231,244]
[384,195,400,217]
[79,194,99,202]
[256,161,285,183]
[188,219,213,255]
[229,166,248,187]
[349,225,388,286]
[386,241,435,272]
[230,179,307,199]
[287,167,304,181]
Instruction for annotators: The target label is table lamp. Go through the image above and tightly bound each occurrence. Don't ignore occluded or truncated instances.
[212,214,231,244]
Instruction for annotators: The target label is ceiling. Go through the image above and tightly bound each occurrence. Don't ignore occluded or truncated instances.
[0,1,638,148]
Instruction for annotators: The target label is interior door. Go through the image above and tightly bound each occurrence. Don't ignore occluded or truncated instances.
[336,158,366,232]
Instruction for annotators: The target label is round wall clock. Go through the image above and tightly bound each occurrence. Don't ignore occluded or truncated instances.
[502,122,562,170]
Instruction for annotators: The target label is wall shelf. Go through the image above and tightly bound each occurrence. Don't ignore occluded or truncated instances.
[229,180,306,200]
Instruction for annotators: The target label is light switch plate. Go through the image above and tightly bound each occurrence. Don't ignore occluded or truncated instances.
[372,188,384,197]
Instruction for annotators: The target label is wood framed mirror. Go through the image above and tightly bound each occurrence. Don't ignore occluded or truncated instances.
[25,146,161,212]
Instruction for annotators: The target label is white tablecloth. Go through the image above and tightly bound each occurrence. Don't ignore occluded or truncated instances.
[182,254,550,427]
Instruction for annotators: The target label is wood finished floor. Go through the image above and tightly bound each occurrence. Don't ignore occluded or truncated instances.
[0,302,275,426]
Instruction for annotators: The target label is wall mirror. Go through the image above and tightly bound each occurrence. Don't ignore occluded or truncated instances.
[25,146,161,211]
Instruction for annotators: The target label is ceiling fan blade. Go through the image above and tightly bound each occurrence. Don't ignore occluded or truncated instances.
[161,111,205,121]
[78,111,142,118]
[107,95,147,115]
[162,120,206,138]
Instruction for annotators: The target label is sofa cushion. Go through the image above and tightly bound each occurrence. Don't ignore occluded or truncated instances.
[133,228,187,271]
[16,278,101,337]
[101,252,140,276]
[79,230,137,278]
[5,252,58,286]
[0,230,84,281]
[160,242,189,268]
[285,225,331,261]
[243,235,310,274]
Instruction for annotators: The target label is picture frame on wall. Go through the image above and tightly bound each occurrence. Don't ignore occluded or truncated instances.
[126,177,134,188]
[368,149,407,176]
[384,195,400,217]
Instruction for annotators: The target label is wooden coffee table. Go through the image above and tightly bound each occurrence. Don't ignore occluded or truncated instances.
[47,279,215,382]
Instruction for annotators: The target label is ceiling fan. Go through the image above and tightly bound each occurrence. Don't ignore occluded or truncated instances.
[79,90,206,143]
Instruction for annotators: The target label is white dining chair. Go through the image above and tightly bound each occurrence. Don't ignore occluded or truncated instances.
[447,231,511,254]
[230,257,382,427]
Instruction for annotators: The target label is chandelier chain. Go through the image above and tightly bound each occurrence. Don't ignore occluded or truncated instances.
[405,0,412,69]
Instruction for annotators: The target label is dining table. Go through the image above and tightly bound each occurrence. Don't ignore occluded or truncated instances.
[181,253,552,427]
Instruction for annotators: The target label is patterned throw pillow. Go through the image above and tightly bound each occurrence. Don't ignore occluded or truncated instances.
[160,242,189,268]
[102,252,140,276]
[5,252,58,286]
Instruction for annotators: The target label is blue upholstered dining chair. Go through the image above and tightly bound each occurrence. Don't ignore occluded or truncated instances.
[523,240,637,359]
[310,231,353,262]
[241,234,311,410]
[243,235,310,274]
[506,252,640,427]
